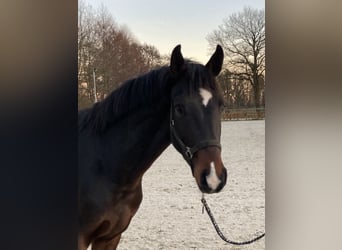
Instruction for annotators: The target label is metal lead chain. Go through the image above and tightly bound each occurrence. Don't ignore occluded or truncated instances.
[201,195,265,245]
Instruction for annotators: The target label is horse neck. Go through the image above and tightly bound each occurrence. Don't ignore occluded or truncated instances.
[104,96,171,186]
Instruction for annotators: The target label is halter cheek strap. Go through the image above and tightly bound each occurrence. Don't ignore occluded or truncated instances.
[169,104,221,167]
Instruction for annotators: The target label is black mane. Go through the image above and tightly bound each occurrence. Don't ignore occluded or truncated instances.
[79,61,223,134]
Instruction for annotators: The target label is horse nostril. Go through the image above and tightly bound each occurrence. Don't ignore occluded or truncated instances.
[215,168,227,192]
[200,172,208,187]
[221,167,227,184]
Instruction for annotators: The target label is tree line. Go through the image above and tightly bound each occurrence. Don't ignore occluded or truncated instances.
[78,2,265,111]
[78,1,165,109]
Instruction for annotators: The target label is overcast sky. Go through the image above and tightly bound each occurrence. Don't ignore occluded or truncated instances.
[84,0,264,63]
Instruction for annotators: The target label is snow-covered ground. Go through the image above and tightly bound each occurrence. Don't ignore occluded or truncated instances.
[116,120,265,250]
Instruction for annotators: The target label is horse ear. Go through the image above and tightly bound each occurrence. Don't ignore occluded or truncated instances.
[206,45,224,76]
[170,44,185,75]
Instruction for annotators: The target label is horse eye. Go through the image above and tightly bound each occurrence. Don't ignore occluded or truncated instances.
[174,105,185,117]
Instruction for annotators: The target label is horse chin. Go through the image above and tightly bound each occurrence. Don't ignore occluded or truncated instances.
[197,180,226,194]
[198,184,216,194]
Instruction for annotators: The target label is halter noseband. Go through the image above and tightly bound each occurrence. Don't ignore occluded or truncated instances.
[169,104,221,167]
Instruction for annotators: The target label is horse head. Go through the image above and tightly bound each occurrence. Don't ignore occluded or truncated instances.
[169,45,227,194]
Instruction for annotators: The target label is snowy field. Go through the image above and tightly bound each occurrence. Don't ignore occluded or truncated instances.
[102,120,264,250]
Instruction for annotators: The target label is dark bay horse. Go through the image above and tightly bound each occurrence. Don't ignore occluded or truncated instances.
[78,45,227,250]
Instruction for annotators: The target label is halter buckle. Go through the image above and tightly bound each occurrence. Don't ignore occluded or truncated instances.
[185,147,193,159]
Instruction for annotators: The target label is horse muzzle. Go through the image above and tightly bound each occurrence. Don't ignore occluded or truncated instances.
[192,147,227,194]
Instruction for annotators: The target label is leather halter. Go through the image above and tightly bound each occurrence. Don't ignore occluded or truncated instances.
[169,104,221,168]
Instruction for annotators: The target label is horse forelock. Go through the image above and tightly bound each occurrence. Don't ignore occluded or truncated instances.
[183,61,224,105]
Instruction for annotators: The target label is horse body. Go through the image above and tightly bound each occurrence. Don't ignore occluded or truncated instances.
[79,99,170,249]
[79,45,227,249]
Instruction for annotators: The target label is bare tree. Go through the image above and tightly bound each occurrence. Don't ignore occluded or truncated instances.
[207,7,265,109]
[216,69,232,106]
[78,2,165,109]
[78,0,97,108]
[141,44,163,69]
